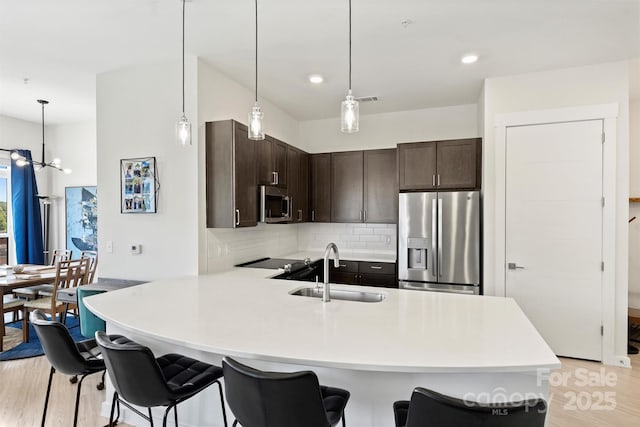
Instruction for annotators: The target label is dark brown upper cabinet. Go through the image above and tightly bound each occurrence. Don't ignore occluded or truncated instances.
[331,151,364,223]
[206,120,257,228]
[287,147,310,222]
[364,149,398,223]
[257,136,287,188]
[310,153,331,222]
[398,138,481,191]
[331,149,397,224]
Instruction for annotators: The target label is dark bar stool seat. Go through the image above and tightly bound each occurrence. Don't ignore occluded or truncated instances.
[95,331,228,427]
[222,356,350,427]
[393,387,547,427]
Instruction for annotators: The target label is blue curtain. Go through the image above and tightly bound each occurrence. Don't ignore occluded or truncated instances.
[11,150,45,264]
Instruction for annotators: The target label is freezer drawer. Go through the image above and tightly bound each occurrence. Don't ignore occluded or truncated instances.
[399,281,479,295]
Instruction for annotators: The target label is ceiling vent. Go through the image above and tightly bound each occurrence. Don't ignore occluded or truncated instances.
[355,96,378,102]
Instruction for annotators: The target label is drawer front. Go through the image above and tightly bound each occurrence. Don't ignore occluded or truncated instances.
[330,271,359,285]
[359,273,397,288]
[359,262,395,275]
[330,260,359,273]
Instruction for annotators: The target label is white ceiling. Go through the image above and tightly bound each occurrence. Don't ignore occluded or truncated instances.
[1,0,639,125]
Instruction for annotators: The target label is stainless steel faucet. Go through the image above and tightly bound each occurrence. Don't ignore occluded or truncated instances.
[323,242,340,302]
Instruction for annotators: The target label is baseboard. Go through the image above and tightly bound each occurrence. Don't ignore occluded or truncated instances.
[603,354,631,368]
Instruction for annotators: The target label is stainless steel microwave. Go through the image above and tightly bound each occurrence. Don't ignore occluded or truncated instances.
[260,185,291,223]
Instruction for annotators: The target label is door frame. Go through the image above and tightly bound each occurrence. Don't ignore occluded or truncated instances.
[494,103,621,365]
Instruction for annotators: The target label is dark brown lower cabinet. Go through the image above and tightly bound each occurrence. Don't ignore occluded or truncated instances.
[329,261,397,288]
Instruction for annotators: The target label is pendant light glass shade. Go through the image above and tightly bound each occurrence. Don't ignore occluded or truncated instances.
[177,113,192,146]
[248,103,265,140]
[341,90,359,133]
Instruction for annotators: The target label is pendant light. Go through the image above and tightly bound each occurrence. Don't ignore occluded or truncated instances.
[176,0,191,146]
[248,0,265,140]
[10,100,71,173]
[340,0,359,133]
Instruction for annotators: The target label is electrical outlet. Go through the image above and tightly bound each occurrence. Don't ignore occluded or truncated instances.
[130,244,142,254]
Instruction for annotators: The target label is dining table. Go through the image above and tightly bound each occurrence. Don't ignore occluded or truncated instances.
[0,265,57,348]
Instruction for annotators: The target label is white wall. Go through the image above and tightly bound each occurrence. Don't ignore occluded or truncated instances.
[96,58,199,280]
[0,115,50,264]
[482,60,630,363]
[197,59,301,273]
[299,104,479,153]
[45,121,97,259]
[629,100,640,307]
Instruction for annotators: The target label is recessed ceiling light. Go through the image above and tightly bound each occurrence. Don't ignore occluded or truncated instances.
[461,54,479,64]
[309,74,324,84]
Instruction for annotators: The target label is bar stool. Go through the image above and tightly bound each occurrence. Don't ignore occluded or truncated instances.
[222,356,350,427]
[393,387,547,427]
[95,331,228,427]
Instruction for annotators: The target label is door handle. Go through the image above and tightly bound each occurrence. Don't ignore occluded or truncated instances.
[235,209,240,226]
[507,263,525,270]
[271,172,277,185]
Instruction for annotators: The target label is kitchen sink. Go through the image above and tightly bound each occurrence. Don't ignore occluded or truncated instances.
[289,286,386,303]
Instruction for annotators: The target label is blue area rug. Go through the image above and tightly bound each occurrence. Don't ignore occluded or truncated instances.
[0,316,83,361]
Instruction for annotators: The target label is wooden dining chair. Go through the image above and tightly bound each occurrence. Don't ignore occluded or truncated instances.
[80,250,98,284]
[1,295,28,352]
[13,249,73,300]
[24,258,89,326]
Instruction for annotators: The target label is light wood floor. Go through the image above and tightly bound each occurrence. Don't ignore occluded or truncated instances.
[1,325,639,426]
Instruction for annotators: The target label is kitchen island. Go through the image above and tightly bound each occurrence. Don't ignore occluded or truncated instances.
[85,264,559,427]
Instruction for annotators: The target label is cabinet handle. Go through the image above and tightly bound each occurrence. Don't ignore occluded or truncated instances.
[339,264,347,267]
[359,210,362,221]
[235,209,240,226]
[271,172,277,185]
[432,174,436,186]
[275,172,279,185]
[437,174,441,186]
[312,210,315,221]
[364,209,367,222]
[370,265,383,270]
[298,209,303,221]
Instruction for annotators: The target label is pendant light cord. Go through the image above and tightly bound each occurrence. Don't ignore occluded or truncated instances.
[348,0,352,92]
[255,0,258,103]
[181,0,186,114]
[41,101,45,164]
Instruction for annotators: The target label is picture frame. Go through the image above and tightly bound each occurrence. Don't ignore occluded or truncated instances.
[120,157,158,213]
[65,186,97,258]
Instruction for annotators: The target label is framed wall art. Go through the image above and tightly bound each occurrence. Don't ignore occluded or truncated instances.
[120,157,158,213]
[65,186,97,258]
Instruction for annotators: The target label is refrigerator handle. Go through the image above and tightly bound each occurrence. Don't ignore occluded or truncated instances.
[431,198,438,281]
[438,198,443,277]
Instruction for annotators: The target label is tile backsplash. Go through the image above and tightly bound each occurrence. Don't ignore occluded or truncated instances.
[206,222,397,273]
[207,223,299,273]
[297,223,397,256]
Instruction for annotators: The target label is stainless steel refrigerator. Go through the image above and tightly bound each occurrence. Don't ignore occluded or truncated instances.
[398,191,480,294]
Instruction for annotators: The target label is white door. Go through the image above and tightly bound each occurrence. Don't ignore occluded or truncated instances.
[505,120,603,361]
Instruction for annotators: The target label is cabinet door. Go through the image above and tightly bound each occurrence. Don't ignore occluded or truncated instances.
[359,273,397,288]
[287,148,300,221]
[364,149,397,223]
[299,153,310,222]
[330,271,359,285]
[273,139,288,188]
[234,123,258,227]
[436,138,480,190]
[310,154,331,222]
[256,137,274,186]
[398,142,437,191]
[331,151,364,223]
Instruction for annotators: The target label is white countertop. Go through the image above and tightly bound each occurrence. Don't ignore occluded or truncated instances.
[85,266,559,374]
